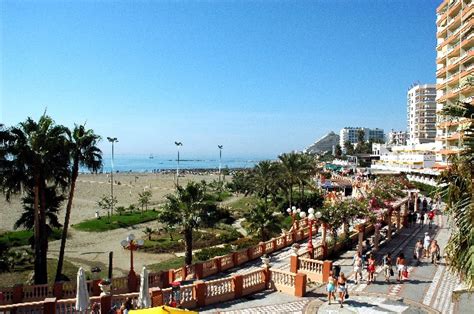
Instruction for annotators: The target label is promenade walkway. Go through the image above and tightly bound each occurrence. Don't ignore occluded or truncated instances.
[198,209,461,313]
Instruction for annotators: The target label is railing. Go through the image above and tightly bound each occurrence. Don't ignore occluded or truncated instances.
[148,272,162,288]
[275,236,285,249]
[55,296,101,313]
[205,277,234,304]
[234,250,249,265]
[22,284,51,302]
[202,260,218,278]
[179,284,196,308]
[263,240,273,253]
[298,258,324,282]
[270,269,296,295]
[111,292,139,309]
[0,288,13,304]
[0,300,44,313]
[111,277,128,294]
[242,269,265,296]
[219,254,234,271]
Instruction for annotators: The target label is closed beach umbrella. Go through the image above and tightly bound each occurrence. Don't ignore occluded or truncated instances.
[75,267,90,312]
[137,266,151,308]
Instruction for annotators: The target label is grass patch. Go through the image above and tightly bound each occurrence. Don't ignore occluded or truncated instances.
[226,196,259,215]
[0,229,62,248]
[147,257,185,273]
[0,258,95,286]
[73,210,159,232]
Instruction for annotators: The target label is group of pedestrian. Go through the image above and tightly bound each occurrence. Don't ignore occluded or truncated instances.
[351,251,409,284]
[414,232,441,265]
[327,267,348,308]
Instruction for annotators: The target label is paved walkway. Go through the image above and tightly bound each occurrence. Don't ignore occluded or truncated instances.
[197,206,462,313]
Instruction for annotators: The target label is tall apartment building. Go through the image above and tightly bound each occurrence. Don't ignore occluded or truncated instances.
[407,84,437,145]
[339,127,385,147]
[435,0,474,167]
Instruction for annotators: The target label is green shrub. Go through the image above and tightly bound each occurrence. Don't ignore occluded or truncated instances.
[231,237,259,250]
[73,211,159,232]
[194,245,232,261]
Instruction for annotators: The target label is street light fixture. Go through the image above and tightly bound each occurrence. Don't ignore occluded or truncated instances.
[107,137,118,216]
[218,145,223,183]
[286,206,300,230]
[174,141,183,186]
[121,233,144,288]
[299,208,322,254]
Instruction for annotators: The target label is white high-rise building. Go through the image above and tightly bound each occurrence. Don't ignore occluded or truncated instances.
[339,127,385,147]
[407,84,437,145]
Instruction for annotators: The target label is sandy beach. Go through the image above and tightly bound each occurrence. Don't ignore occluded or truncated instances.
[0,172,222,233]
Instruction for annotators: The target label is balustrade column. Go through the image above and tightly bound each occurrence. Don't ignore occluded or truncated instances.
[233,274,244,298]
[294,273,307,297]
[195,280,207,308]
[43,297,57,314]
[150,287,163,307]
[263,266,271,289]
[12,284,23,304]
[290,255,299,273]
[100,294,112,314]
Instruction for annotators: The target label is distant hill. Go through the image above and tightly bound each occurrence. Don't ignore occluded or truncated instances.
[305,131,340,154]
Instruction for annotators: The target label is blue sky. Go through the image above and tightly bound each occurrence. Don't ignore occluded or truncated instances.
[1,0,438,158]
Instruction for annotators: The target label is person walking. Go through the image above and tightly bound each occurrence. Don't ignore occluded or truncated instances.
[428,210,435,229]
[367,253,376,283]
[396,252,407,282]
[337,272,347,308]
[353,251,363,284]
[414,239,424,264]
[417,212,423,226]
[430,240,441,266]
[326,272,336,304]
[423,232,431,258]
[383,253,393,282]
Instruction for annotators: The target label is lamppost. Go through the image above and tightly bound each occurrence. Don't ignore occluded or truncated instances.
[286,206,300,230]
[174,141,183,186]
[120,234,144,291]
[218,145,223,183]
[107,137,118,216]
[299,208,322,255]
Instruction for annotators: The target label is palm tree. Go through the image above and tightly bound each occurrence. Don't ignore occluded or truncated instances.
[0,114,70,284]
[138,190,152,213]
[437,98,473,288]
[243,201,282,242]
[251,160,278,205]
[278,153,302,207]
[55,124,102,282]
[158,182,210,265]
[16,185,65,247]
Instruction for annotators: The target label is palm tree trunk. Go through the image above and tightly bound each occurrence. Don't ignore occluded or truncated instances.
[289,184,293,207]
[38,180,49,284]
[33,175,43,284]
[56,160,78,282]
[184,228,193,266]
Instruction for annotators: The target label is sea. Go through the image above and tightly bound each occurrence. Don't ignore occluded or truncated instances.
[84,154,272,173]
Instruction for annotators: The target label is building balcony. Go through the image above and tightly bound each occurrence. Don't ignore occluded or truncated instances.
[459,64,474,80]
[437,0,448,14]
[448,43,462,57]
[436,132,461,141]
[439,146,462,155]
[448,0,462,18]
[461,32,474,49]
[462,4,474,23]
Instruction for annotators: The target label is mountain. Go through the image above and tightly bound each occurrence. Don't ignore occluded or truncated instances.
[305,131,340,154]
